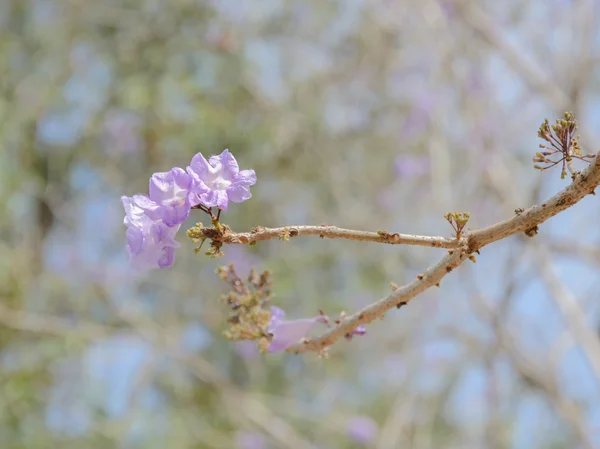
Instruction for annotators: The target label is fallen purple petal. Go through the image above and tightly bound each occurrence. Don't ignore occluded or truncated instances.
[267,306,327,353]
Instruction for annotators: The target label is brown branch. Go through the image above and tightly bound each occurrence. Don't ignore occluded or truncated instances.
[467,155,600,250]
[287,155,600,354]
[289,248,469,354]
[213,225,460,249]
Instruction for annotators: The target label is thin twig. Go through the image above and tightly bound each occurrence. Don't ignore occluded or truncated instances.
[216,225,460,249]
[289,248,469,354]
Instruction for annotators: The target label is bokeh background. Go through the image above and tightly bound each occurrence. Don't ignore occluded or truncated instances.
[2,1,600,448]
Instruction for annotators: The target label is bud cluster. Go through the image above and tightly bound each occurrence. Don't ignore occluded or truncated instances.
[534,112,596,179]
[444,212,470,238]
[217,264,274,353]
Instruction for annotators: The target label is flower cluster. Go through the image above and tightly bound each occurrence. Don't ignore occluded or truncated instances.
[218,264,274,352]
[444,212,470,238]
[121,150,256,270]
[217,264,366,353]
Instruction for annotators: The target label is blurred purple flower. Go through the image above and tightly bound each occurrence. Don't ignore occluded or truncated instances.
[394,154,430,178]
[235,431,267,449]
[347,415,379,446]
[124,213,180,271]
[267,306,327,353]
[121,195,181,271]
[402,94,435,138]
[187,149,256,211]
[437,0,456,18]
[103,109,142,155]
[148,167,197,226]
[345,325,367,340]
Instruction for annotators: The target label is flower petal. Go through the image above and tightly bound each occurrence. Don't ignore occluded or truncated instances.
[188,152,217,180]
[268,306,286,332]
[123,213,181,271]
[235,169,257,186]
[122,194,159,227]
[268,318,320,353]
[215,149,240,178]
[148,168,193,226]
[186,149,255,210]
[125,226,144,254]
[226,184,252,203]
[157,246,176,268]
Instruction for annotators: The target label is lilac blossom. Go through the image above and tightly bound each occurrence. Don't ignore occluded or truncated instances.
[347,415,379,446]
[187,149,256,211]
[267,306,327,353]
[148,167,197,226]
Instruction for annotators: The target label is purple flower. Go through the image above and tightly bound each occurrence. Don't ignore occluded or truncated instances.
[267,306,327,353]
[121,149,256,270]
[125,215,180,271]
[103,109,142,155]
[121,195,180,271]
[122,194,156,227]
[345,325,367,340]
[394,154,429,178]
[347,416,379,446]
[148,167,196,226]
[187,149,256,211]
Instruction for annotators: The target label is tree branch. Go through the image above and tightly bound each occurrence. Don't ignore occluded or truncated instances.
[214,225,460,249]
[287,155,600,354]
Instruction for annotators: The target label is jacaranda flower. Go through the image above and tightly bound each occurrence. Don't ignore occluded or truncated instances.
[267,306,327,353]
[122,194,155,228]
[148,167,197,226]
[187,149,256,211]
[121,195,180,271]
[121,149,256,270]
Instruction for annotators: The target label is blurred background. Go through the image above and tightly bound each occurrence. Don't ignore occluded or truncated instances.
[1,0,600,448]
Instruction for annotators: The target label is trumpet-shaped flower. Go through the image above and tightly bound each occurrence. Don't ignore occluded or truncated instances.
[122,194,158,227]
[148,167,196,226]
[267,306,327,353]
[121,195,180,271]
[121,148,256,270]
[124,214,180,271]
[187,149,256,211]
